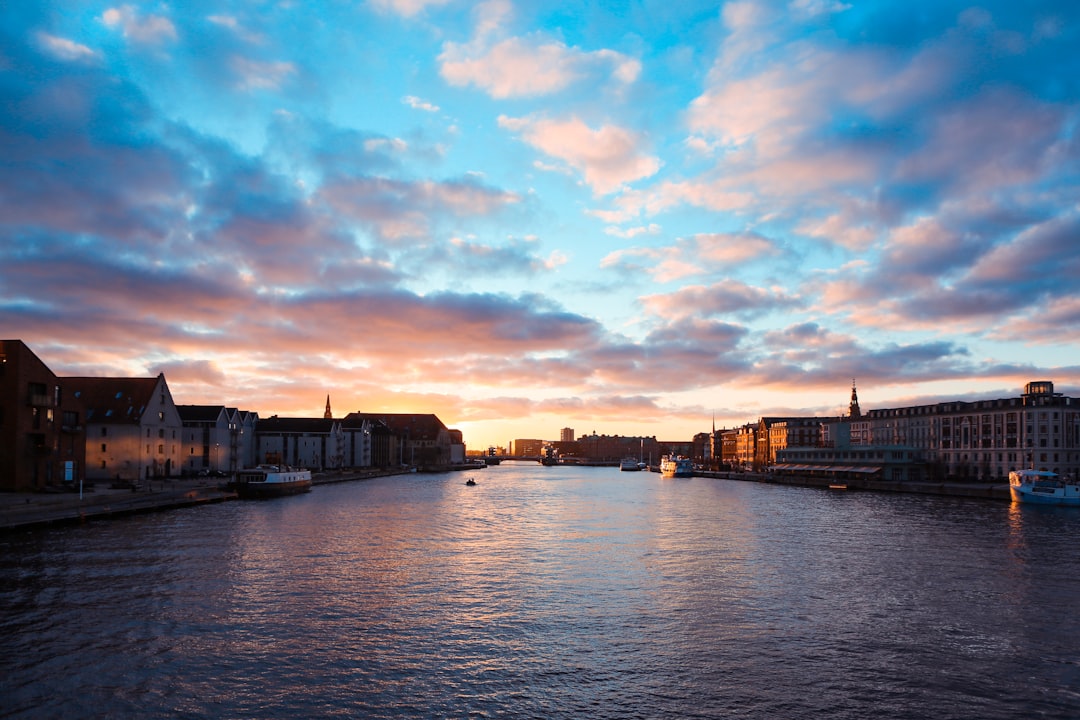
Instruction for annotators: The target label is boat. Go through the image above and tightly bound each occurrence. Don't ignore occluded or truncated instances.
[1009,470,1080,506]
[619,457,641,472]
[231,464,312,499]
[660,455,693,478]
[465,477,477,486]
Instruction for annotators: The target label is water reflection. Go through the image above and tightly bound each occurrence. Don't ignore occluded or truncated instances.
[2,466,1080,719]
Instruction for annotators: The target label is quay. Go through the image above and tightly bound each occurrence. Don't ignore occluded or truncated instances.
[0,468,417,533]
[694,469,1011,501]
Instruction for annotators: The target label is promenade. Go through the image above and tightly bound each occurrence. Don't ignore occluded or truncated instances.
[0,468,423,533]
[0,478,237,532]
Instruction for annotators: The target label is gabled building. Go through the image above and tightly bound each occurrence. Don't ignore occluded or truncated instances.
[66,374,183,485]
[254,416,344,470]
[341,412,452,470]
[0,340,86,491]
[177,405,259,476]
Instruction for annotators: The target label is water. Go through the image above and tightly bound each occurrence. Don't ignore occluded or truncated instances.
[2,464,1080,719]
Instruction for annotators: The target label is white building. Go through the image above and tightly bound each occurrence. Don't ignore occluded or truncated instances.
[67,374,183,485]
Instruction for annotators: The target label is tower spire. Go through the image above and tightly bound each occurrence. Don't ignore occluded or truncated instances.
[849,379,861,419]
[324,394,332,419]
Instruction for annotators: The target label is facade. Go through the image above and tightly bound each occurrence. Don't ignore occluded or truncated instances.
[775,430,925,483]
[255,417,344,470]
[67,374,184,485]
[560,427,575,442]
[342,413,453,470]
[448,429,466,464]
[513,438,545,456]
[864,381,1080,481]
[575,433,661,463]
[177,405,259,476]
[0,340,87,491]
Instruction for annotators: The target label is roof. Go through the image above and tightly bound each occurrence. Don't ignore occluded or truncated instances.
[177,405,226,423]
[257,417,339,434]
[341,412,447,439]
[65,375,161,425]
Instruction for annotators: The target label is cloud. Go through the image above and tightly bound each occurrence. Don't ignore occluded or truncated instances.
[318,176,521,242]
[35,32,100,63]
[229,56,297,91]
[602,232,780,281]
[440,35,640,98]
[640,281,802,321]
[402,95,440,113]
[368,0,453,18]
[498,115,660,195]
[101,5,177,45]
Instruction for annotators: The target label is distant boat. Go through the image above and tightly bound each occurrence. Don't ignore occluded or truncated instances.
[1009,470,1080,506]
[660,455,693,478]
[619,457,641,471]
[465,477,477,486]
[231,465,312,499]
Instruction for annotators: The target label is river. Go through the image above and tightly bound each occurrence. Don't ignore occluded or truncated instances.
[2,463,1079,718]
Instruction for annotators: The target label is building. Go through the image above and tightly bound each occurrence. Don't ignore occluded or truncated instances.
[774,422,925,484]
[865,380,1080,481]
[177,405,259,476]
[560,427,575,442]
[513,438,545,456]
[255,416,344,470]
[343,412,453,470]
[67,374,183,485]
[0,340,86,492]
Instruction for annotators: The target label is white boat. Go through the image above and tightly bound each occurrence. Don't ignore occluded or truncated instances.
[660,455,693,478]
[620,457,641,471]
[232,464,312,499]
[1009,470,1080,506]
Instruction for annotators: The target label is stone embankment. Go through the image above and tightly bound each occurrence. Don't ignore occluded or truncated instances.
[0,469,415,532]
[695,470,1011,500]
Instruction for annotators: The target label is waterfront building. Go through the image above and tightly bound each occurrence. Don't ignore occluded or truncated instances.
[864,380,1080,481]
[560,427,575,442]
[513,438,545,456]
[342,412,453,470]
[448,428,466,464]
[66,373,183,486]
[774,421,925,483]
[0,339,86,492]
[575,432,662,463]
[255,416,345,470]
[177,405,259,476]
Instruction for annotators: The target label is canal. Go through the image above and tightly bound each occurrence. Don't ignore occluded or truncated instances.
[2,463,1079,718]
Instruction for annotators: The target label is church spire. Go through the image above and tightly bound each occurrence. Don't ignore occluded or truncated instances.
[324,394,332,419]
[849,379,861,419]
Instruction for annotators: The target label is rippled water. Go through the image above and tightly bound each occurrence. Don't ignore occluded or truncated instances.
[3,464,1080,719]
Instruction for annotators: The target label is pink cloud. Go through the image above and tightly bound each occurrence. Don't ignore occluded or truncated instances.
[499,115,660,195]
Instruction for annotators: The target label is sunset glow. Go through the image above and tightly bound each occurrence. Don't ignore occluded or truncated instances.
[3,2,1078,449]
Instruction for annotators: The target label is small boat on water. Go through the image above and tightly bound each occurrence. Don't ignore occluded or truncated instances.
[465,477,477,486]
[660,455,693,478]
[231,464,312,499]
[619,457,641,472]
[1009,470,1080,506]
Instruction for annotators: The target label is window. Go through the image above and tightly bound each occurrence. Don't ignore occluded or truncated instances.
[158,444,164,454]
[101,443,106,452]
[102,427,107,436]
[158,411,164,421]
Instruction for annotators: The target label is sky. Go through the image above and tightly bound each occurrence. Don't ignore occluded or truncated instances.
[2,0,1079,450]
